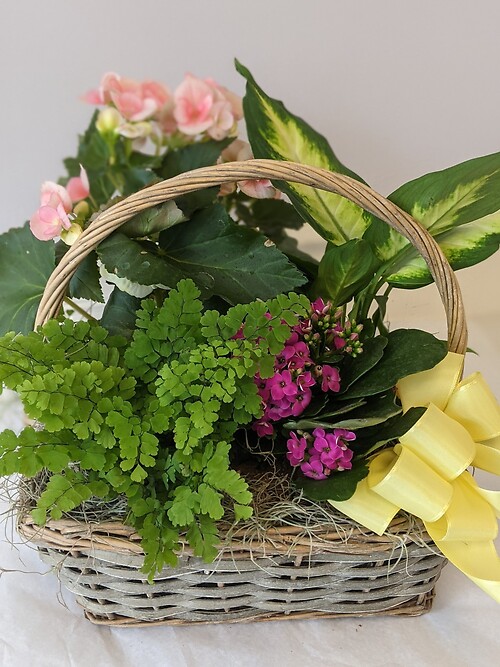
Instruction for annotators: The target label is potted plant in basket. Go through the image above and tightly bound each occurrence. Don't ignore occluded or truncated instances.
[0,61,499,623]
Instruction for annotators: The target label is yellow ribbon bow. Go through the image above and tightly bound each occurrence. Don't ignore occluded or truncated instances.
[328,352,500,603]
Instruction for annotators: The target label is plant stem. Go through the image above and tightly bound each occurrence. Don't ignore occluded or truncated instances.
[63,297,96,321]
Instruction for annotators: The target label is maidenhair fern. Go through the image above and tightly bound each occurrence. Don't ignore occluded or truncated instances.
[0,279,309,577]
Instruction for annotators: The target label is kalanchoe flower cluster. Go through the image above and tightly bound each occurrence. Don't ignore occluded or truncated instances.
[303,298,364,358]
[253,298,363,437]
[287,428,356,479]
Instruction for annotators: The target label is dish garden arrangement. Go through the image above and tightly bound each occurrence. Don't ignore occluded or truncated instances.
[0,61,499,624]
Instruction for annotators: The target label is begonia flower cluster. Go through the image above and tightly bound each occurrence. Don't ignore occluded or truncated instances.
[30,167,90,243]
[84,71,243,145]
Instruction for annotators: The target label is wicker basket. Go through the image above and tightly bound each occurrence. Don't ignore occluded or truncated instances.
[18,160,468,626]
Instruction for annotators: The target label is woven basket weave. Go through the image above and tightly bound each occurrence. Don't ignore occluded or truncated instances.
[18,160,467,626]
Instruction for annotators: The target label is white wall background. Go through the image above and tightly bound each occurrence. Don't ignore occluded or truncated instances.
[1,0,499,381]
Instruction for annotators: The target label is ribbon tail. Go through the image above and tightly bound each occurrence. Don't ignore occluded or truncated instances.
[425,527,500,604]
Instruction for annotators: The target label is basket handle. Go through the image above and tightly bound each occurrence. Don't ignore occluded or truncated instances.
[35,159,467,354]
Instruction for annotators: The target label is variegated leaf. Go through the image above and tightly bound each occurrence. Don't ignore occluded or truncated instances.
[365,152,500,265]
[386,210,500,287]
[236,60,379,245]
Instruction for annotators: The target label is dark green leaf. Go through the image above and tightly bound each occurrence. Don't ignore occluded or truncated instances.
[100,287,142,339]
[356,407,427,454]
[341,329,447,399]
[0,223,55,335]
[245,198,305,236]
[160,139,232,215]
[158,203,307,304]
[97,232,184,287]
[121,167,157,197]
[294,458,368,501]
[120,201,186,238]
[313,239,378,305]
[339,336,388,391]
[287,393,400,431]
[69,251,104,302]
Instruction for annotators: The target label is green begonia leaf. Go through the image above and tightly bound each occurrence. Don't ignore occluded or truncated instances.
[0,223,55,335]
[100,287,142,339]
[158,203,307,304]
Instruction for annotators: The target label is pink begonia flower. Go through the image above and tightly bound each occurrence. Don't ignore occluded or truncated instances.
[220,139,279,199]
[206,78,243,121]
[238,178,277,199]
[320,365,341,393]
[30,197,72,241]
[40,181,72,213]
[66,166,90,203]
[83,71,121,105]
[157,102,177,134]
[174,74,215,135]
[84,72,171,122]
[221,139,252,163]
[207,99,235,140]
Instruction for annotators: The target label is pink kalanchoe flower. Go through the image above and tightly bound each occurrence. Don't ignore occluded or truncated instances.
[287,341,313,370]
[301,456,327,480]
[320,365,341,393]
[269,370,298,401]
[66,166,90,203]
[174,74,215,135]
[296,372,316,392]
[254,419,274,438]
[311,428,356,472]
[267,398,294,421]
[311,297,331,316]
[275,344,296,369]
[291,389,312,416]
[286,432,308,467]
